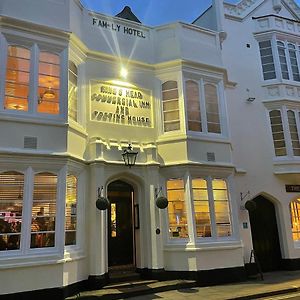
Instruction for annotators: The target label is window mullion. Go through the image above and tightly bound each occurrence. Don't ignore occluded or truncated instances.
[0,34,7,111]
[199,78,208,133]
[285,42,293,81]
[207,178,217,238]
[282,106,293,157]
[185,173,196,244]
[271,37,282,80]
[30,44,39,114]
[22,167,34,254]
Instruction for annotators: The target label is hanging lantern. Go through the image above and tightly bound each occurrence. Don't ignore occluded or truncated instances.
[96,187,109,210]
[122,144,138,168]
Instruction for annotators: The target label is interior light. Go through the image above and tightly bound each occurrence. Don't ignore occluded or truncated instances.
[120,67,128,79]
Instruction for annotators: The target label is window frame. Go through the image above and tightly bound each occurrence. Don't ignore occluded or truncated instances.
[164,170,236,246]
[184,77,227,137]
[268,105,300,158]
[0,33,68,121]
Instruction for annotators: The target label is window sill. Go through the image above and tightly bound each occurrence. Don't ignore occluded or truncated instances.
[273,158,300,174]
[157,133,230,144]
[0,112,67,127]
[164,240,242,252]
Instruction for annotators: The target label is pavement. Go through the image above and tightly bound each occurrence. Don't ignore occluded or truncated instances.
[67,270,300,300]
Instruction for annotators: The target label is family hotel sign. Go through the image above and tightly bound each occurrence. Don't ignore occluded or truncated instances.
[92,16,146,39]
[91,82,152,127]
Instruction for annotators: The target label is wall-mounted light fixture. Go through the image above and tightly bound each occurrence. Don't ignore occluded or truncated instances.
[155,187,168,209]
[122,144,138,168]
[38,87,55,104]
[120,67,128,79]
[96,186,109,210]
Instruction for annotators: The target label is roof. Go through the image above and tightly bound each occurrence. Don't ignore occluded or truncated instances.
[115,6,141,23]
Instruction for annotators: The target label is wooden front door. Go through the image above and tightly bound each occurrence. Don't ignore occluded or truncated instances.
[248,196,282,272]
[108,181,134,267]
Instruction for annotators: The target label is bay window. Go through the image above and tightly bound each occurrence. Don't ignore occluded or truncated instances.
[269,107,300,157]
[166,175,233,242]
[1,38,65,117]
[186,79,222,134]
[259,39,300,82]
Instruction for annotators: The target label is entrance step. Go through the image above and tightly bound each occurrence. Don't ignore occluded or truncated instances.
[66,278,197,299]
[109,269,141,284]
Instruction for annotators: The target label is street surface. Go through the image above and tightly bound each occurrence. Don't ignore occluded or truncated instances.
[260,292,300,299]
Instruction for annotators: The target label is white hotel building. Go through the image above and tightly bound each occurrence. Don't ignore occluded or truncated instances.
[1,0,300,298]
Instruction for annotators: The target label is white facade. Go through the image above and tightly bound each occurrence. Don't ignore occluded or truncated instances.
[1,0,300,298]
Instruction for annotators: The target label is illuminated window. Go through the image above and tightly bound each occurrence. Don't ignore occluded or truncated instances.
[4,46,30,111]
[65,175,77,246]
[162,81,180,132]
[287,110,300,156]
[0,172,24,251]
[291,200,300,241]
[167,179,188,238]
[31,172,57,248]
[37,52,60,114]
[212,179,231,237]
[192,178,231,238]
[192,178,211,237]
[68,61,78,121]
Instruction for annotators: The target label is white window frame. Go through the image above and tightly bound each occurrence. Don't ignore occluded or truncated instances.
[268,105,300,158]
[163,169,238,246]
[0,32,68,122]
[184,77,228,138]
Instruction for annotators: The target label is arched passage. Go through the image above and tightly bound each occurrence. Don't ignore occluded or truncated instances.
[107,180,135,268]
[247,195,282,272]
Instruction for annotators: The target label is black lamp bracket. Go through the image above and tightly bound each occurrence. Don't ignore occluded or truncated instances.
[240,191,250,202]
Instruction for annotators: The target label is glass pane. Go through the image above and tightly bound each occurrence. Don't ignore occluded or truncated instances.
[65,175,77,246]
[259,41,276,80]
[212,179,231,237]
[4,46,30,111]
[269,110,286,156]
[167,179,188,238]
[186,80,201,132]
[205,84,221,133]
[31,172,57,248]
[38,52,60,115]
[0,171,24,251]
[290,201,300,241]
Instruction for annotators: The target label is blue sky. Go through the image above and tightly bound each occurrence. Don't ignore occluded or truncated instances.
[80,0,300,26]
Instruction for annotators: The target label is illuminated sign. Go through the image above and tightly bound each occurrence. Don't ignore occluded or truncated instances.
[92,17,146,39]
[286,185,300,192]
[91,82,152,127]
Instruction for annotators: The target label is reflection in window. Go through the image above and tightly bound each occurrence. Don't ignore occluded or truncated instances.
[38,52,60,114]
[65,175,77,246]
[68,61,78,122]
[4,46,30,111]
[269,110,287,156]
[186,80,201,132]
[259,41,276,80]
[288,44,300,81]
[290,200,300,241]
[212,179,231,237]
[277,41,289,80]
[287,110,300,156]
[167,179,188,238]
[205,84,221,133]
[111,203,117,238]
[31,172,57,248]
[162,81,180,132]
[0,172,24,251]
[192,178,211,237]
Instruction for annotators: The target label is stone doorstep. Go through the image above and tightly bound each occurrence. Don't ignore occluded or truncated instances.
[66,279,198,299]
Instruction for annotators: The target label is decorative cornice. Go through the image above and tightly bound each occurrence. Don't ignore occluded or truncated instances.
[224,0,300,20]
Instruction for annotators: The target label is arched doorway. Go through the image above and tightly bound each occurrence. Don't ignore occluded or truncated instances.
[107,180,135,267]
[247,195,282,272]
